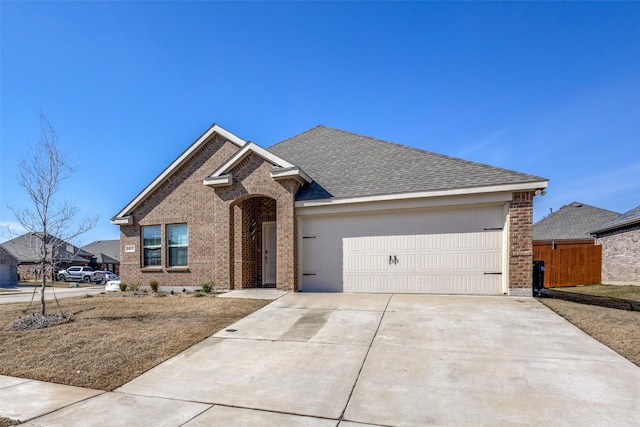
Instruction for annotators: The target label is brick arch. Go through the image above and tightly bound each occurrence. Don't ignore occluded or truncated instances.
[230,195,277,288]
[212,153,301,290]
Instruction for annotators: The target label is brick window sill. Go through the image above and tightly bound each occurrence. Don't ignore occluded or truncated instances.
[141,267,162,272]
[165,267,190,272]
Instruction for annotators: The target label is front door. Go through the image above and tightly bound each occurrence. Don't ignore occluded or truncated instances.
[263,222,277,286]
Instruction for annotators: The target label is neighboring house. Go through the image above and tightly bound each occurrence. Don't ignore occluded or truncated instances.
[111,124,548,296]
[82,240,121,274]
[532,202,620,287]
[0,245,18,286]
[533,202,620,248]
[0,233,93,281]
[591,205,640,282]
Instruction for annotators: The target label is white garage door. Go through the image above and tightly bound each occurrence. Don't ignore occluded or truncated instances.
[300,205,506,294]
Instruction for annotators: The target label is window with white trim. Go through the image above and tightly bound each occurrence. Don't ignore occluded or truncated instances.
[167,224,188,267]
[142,225,161,267]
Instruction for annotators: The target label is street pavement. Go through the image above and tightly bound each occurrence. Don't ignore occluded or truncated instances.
[0,285,104,304]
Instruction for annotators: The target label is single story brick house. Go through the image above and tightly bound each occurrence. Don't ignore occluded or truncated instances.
[0,233,94,281]
[111,124,548,296]
[591,205,640,282]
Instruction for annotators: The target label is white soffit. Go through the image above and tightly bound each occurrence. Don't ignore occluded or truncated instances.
[111,124,247,224]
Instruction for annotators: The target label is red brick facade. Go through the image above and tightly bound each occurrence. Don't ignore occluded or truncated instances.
[118,135,299,291]
[509,191,534,295]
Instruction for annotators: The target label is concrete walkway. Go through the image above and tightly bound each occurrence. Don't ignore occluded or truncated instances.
[2,293,639,426]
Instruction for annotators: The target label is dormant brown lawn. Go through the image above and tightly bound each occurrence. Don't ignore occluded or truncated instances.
[0,293,269,391]
[539,296,640,367]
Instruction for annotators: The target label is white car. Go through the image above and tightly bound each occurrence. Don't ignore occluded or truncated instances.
[105,277,121,292]
[96,271,118,284]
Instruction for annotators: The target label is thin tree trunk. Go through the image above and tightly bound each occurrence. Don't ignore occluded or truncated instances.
[40,261,47,315]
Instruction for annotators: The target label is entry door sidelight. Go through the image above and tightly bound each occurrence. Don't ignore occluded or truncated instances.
[263,222,277,285]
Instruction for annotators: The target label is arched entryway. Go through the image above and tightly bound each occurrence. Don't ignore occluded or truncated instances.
[230,195,277,288]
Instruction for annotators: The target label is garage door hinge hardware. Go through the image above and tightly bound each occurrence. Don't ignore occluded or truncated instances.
[302,236,316,239]
[484,272,502,275]
[389,255,399,265]
[483,227,503,231]
[303,273,316,276]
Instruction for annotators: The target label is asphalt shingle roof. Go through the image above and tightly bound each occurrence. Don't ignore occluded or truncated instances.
[81,240,121,263]
[0,233,93,263]
[591,205,640,234]
[533,202,620,241]
[267,126,547,201]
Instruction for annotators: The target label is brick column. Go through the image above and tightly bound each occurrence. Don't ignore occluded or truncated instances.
[276,194,297,291]
[509,191,534,296]
[233,204,244,289]
[213,197,231,289]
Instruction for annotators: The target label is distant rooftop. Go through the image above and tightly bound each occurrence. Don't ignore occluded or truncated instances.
[533,202,620,241]
[82,240,120,263]
[591,205,640,235]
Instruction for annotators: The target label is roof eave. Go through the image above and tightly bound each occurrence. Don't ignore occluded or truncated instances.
[110,216,133,226]
[295,180,549,208]
[203,174,232,187]
[591,218,640,235]
[270,167,312,185]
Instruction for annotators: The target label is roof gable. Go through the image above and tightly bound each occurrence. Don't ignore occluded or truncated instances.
[268,126,548,201]
[203,142,311,187]
[112,124,247,224]
[533,202,620,241]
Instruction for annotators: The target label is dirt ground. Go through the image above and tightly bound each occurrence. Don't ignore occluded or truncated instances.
[0,293,269,391]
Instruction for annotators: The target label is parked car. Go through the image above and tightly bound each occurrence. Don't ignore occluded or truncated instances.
[57,266,101,284]
[95,271,118,284]
[105,277,121,292]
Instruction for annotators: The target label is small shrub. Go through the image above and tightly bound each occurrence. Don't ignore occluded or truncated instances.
[193,292,204,298]
[149,280,159,293]
[119,282,127,292]
[128,283,140,292]
[201,282,213,294]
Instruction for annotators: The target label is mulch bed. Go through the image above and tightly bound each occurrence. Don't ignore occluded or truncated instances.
[541,288,640,311]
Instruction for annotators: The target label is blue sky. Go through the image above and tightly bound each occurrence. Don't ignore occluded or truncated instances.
[1,1,639,245]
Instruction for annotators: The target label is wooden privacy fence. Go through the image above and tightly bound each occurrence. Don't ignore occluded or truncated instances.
[533,245,602,288]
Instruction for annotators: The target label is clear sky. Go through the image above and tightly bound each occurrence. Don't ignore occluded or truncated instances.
[1,1,639,245]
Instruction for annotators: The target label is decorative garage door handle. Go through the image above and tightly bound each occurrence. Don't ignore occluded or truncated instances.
[389,255,399,265]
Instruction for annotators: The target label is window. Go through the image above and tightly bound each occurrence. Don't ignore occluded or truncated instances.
[168,224,188,267]
[142,226,161,267]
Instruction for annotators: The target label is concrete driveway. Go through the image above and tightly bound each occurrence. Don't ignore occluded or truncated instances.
[12,293,640,426]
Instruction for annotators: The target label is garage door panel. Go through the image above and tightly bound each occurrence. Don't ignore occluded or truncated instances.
[301,205,506,294]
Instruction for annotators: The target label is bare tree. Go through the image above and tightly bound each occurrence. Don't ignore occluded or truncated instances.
[9,113,98,315]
